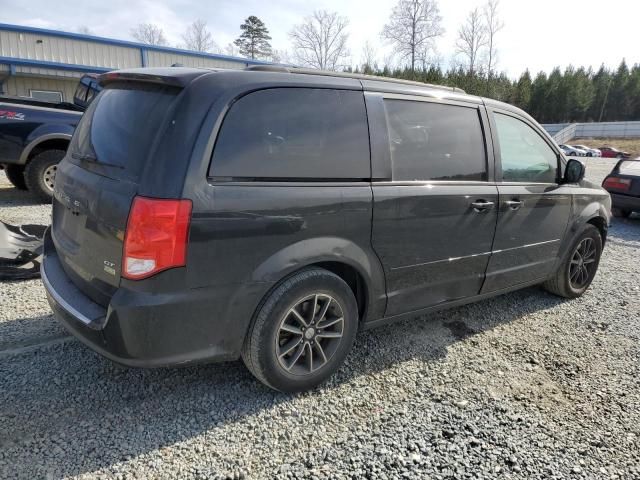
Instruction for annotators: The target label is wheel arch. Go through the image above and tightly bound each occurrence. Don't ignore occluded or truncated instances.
[587,215,608,244]
[19,134,71,165]
[248,237,387,324]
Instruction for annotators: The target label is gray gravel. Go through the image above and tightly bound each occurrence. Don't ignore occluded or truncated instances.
[1,159,639,480]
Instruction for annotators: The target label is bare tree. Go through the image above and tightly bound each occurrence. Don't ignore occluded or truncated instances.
[455,7,487,76]
[77,25,92,35]
[361,40,378,72]
[270,49,292,64]
[383,51,398,70]
[225,42,240,57]
[182,19,219,53]
[289,10,350,71]
[483,0,504,77]
[131,23,168,46]
[417,48,442,71]
[381,0,444,72]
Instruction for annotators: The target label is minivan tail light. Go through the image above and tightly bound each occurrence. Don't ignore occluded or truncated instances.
[123,196,192,280]
[603,176,631,191]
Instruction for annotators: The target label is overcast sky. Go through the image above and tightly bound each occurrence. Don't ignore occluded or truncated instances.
[2,0,638,78]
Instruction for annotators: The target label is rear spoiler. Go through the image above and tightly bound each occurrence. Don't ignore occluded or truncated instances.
[98,68,207,88]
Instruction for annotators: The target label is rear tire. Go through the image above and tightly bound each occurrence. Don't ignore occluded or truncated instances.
[543,224,602,299]
[24,149,65,203]
[612,208,632,218]
[242,268,358,392]
[4,164,27,190]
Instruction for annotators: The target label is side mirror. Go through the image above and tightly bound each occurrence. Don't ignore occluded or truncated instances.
[564,158,585,184]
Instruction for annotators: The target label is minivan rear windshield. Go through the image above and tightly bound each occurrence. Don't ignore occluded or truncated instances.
[619,161,640,175]
[69,83,178,180]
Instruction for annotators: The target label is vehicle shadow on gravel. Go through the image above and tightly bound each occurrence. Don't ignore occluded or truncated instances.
[0,185,44,208]
[0,285,568,479]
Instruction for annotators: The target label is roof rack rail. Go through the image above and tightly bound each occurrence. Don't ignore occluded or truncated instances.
[245,65,466,94]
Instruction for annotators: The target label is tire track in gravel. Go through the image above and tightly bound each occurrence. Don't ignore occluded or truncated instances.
[0,334,73,358]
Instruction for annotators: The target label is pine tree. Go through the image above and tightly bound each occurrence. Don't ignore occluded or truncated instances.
[628,65,640,120]
[234,16,272,60]
[609,59,631,120]
[529,72,549,122]
[512,70,532,111]
[565,67,593,122]
[588,65,612,121]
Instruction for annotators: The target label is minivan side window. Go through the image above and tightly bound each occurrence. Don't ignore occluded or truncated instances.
[383,100,487,182]
[494,113,558,183]
[210,88,370,180]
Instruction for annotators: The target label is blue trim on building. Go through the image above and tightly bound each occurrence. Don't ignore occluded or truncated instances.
[0,23,270,66]
[0,56,112,73]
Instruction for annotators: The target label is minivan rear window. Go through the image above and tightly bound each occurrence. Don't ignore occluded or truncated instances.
[69,84,178,180]
[209,88,370,180]
[619,161,640,175]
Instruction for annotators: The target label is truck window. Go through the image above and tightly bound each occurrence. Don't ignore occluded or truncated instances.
[74,83,89,104]
[210,88,370,180]
[30,90,63,103]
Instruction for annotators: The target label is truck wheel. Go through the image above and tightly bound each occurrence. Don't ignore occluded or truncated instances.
[4,164,28,190]
[242,268,359,392]
[24,149,65,202]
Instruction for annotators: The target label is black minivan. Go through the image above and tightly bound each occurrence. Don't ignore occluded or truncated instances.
[43,66,611,392]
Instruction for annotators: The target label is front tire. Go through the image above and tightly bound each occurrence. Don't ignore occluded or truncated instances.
[4,164,27,190]
[242,268,358,392]
[543,224,603,298]
[24,149,65,203]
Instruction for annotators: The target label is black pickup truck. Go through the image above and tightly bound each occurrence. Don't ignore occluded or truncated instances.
[0,74,101,201]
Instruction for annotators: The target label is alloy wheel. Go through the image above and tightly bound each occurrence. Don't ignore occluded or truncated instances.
[275,293,344,375]
[569,237,597,289]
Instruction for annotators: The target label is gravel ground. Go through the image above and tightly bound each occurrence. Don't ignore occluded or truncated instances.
[1,158,639,480]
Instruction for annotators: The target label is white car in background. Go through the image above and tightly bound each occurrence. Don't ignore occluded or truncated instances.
[559,144,583,157]
[572,145,602,157]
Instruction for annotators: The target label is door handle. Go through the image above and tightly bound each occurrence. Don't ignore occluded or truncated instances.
[470,200,495,212]
[505,200,523,210]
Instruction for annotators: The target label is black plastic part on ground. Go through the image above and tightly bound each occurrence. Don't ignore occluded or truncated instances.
[0,221,46,280]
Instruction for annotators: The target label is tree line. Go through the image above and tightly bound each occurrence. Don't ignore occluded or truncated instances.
[351,60,640,124]
[104,0,639,123]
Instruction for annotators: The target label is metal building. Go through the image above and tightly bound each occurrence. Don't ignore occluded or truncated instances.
[0,23,269,102]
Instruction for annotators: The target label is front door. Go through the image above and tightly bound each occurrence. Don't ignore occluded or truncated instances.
[370,96,499,316]
[482,110,572,293]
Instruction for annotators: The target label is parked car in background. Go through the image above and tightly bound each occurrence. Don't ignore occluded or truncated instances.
[43,66,611,392]
[572,145,601,157]
[600,146,631,159]
[0,74,101,201]
[602,158,640,218]
[559,144,583,156]
[569,145,589,156]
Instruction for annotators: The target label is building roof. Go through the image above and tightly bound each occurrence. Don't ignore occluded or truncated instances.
[0,22,270,68]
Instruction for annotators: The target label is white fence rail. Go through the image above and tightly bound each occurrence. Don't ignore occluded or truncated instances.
[542,121,640,142]
[551,124,577,144]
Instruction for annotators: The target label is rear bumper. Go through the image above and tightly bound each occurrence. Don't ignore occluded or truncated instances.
[42,230,244,367]
[611,193,640,212]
